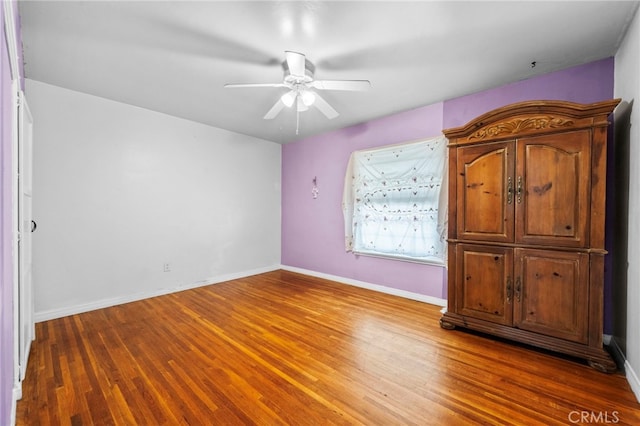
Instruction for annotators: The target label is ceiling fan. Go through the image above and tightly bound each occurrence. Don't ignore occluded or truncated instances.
[224,51,371,124]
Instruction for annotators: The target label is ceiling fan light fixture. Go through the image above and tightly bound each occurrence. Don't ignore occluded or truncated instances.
[281,91,296,107]
[297,96,309,112]
[301,90,316,106]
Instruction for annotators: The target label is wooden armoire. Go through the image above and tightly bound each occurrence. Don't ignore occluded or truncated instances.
[439,99,620,372]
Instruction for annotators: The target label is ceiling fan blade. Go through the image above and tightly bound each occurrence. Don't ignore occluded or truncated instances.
[263,99,286,120]
[225,83,287,88]
[285,51,306,77]
[312,93,339,120]
[310,80,371,91]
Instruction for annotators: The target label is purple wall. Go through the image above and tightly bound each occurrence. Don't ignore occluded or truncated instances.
[443,57,614,128]
[282,58,615,323]
[282,103,447,297]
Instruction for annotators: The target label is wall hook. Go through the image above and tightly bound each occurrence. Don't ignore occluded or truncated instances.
[312,176,319,199]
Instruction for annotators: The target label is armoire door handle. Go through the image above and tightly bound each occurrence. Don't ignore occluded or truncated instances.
[31,220,37,233]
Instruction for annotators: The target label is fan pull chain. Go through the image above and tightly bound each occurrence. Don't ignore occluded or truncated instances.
[296,109,300,135]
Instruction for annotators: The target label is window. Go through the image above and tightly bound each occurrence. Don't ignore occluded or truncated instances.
[342,136,447,264]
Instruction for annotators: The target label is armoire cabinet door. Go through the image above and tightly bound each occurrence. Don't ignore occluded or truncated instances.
[513,248,589,344]
[455,244,513,326]
[515,131,591,248]
[456,142,515,243]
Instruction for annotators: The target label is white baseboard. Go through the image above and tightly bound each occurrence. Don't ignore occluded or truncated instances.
[608,334,624,369]
[33,263,445,323]
[608,335,640,403]
[626,359,640,403]
[280,265,447,307]
[11,384,21,426]
[34,264,281,322]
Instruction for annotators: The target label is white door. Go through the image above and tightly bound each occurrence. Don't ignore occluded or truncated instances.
[13,88,34,392]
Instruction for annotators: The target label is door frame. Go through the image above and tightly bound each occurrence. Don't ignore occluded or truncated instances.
[13,87,35,393]
[4,0,34,413]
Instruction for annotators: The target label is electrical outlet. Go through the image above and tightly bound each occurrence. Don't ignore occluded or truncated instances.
[163,263,171,272]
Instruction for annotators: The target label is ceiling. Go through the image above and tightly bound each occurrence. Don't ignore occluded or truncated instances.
[18,1,639,144]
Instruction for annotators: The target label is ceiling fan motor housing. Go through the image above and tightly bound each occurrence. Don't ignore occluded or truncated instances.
[283,58,315,84]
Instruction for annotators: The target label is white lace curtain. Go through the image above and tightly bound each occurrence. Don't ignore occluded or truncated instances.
[342,135,447,264]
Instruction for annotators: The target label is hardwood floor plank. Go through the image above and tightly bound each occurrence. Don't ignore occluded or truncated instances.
[16,270,640,425]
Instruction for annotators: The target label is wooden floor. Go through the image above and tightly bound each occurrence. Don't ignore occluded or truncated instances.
[16,270,640,425]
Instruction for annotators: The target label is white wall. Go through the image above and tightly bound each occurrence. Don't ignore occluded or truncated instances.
[614,6,640,399]
[26,79,282,320]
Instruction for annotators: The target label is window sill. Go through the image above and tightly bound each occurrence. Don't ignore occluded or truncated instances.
[351,250,445,267]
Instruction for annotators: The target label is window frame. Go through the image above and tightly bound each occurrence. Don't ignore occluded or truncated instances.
[342,135,448,265]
